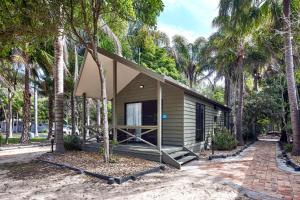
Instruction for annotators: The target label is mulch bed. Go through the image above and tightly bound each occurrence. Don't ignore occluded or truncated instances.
[199,141,255,160]
[38,151,164,184]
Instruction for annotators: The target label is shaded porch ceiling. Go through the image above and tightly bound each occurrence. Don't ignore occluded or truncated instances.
[74,48,165,100]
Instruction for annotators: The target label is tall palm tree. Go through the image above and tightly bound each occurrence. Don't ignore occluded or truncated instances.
[54,24,65,152]
[213,0,261,145]
[11,49,31,144]
[172,35,207,88]
[283,0,300,155]
[20,63,31,143]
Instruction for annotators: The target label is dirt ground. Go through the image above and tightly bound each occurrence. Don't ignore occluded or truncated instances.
[0,145,262,200]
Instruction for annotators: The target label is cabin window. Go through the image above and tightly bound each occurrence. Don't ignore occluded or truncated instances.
[124,100,158,145]
[126,103,142,141]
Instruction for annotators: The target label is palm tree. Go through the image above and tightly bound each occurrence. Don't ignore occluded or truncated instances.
[282,0,300,155]
[213,0,262,145]
[54,25,65,152]
[11,49,31,144]
[172,35,207,88]
[20,63,31,143]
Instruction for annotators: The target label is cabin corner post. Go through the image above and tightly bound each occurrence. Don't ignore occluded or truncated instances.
[113,60,117,141]
[83,92,87,143]
[157,81,162,156]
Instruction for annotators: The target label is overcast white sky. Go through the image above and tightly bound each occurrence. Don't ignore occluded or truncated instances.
[157,0,220,43]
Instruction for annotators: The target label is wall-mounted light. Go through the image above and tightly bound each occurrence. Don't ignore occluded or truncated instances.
[139,85,144,89]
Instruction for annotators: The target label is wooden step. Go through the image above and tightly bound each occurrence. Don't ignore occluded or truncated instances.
[177,155,197,165]
[169,150,190,159]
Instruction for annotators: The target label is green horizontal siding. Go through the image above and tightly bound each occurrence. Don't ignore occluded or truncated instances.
[116,74,184,146]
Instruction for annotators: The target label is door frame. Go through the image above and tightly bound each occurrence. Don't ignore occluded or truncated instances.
[195,103,205,142]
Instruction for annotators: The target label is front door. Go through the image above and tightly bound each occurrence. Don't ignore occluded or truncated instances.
[196,103,205,142]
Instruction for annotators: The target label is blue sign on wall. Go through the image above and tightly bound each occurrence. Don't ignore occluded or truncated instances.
[162,113,168,120]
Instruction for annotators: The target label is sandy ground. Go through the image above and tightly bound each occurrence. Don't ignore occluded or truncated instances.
[0,145,50,164]
[0,145,253,200]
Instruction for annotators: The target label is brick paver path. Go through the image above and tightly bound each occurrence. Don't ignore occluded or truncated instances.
[196,141,300,199]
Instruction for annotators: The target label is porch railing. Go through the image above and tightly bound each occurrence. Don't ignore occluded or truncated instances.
[83,125,158,148]
[116,125,157,147]
[84,125,113,142]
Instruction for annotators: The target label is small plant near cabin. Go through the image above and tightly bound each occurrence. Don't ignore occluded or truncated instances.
[284,143,293,153]
[213,127,237,150]
[99,146,105,156]
[64,135,81,151]
[0,134,2,146]
[109,154,119,163]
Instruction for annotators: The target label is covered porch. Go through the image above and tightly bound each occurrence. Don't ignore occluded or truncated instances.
[74,48,165,160]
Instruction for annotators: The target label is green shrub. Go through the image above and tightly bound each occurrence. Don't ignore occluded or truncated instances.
[284,143,293,152]
[64,135,81,151]
[213,128,237,150]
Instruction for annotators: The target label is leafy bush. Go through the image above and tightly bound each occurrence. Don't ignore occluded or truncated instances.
[284,143,293,152]
[64,135,81,151]
[0,134,3,146]
[213,128,237,150]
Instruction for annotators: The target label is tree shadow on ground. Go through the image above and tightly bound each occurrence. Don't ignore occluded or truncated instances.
[0,160,76,180]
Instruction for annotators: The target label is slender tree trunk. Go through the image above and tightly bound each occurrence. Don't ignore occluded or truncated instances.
[283,0,300,155]
[5,90,12,144]
[16,112,19,134]
[97,100,101,126]
[48,92,54,139]
[189,76,193,88]
[34,84,38,137]
[90,44,110,162]
[20,66,30,143]
[71,45,78,135]
[8,90,12,138]
[236,47,245,145]
[54,28,65,153]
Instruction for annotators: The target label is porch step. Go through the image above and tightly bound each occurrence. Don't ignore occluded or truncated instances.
[177,155,198,165]
[169,150,190,159]
[162,148,199,169]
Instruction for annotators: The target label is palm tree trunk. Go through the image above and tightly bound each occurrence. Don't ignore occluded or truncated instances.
[236,47,245,145]
[224,75,231,107]
[283,0,300,155]
[54,29,65,153]
[48,92,54,139]
[20,66,30,143]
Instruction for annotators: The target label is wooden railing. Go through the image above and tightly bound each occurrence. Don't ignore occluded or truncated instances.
[116,125,158,147]
[84,125,113,142]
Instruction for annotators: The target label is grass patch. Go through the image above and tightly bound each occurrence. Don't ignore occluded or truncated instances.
[0,136,48,145]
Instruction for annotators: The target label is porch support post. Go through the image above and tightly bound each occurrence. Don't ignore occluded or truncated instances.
[113,60,117,141]
[157,81,162,155]
[83,92,87,143]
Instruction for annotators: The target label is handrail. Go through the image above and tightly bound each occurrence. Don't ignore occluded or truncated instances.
[116,125,158,129]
